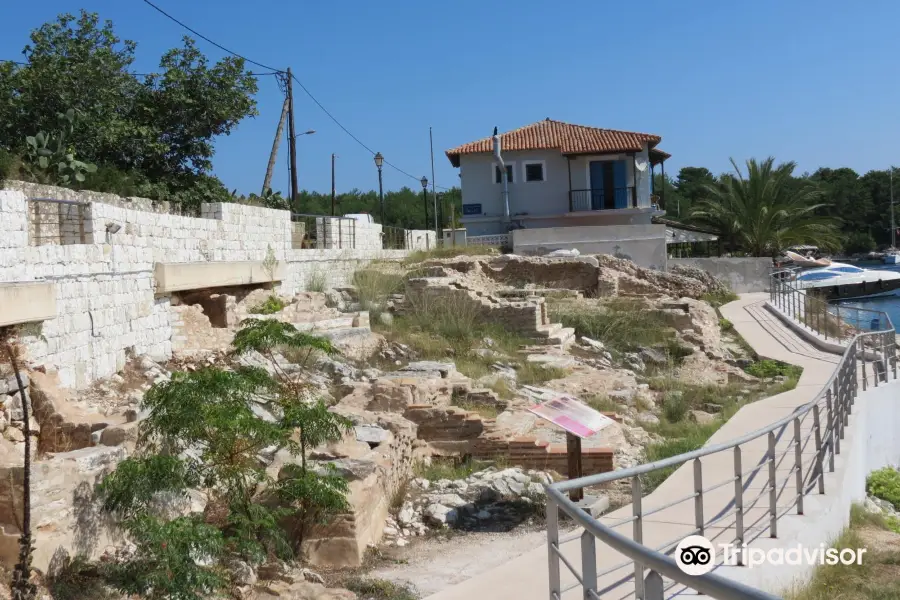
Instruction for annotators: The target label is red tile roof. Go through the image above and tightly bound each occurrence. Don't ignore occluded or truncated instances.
[446,118,664,167]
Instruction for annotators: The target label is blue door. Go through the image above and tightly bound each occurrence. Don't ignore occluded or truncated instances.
[613,160,628,208]
[589,161,605,210]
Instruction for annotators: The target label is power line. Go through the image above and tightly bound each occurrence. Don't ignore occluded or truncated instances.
[139,0,284,73]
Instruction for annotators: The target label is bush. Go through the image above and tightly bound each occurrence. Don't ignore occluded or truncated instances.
[662,392,689,423]
[867,467,900,510]
[844,231,877,255]
[249,295,286,315]
[550,299,675,355]
[306,270,327,293]
[719,317,734,332]
[353,269,405,315]
[701,290,739,308]
[414,457,492,481]
[344,577,418,600]
[745,359,802,380]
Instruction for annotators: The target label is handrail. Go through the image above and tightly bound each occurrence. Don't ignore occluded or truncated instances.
[545,270,897,600]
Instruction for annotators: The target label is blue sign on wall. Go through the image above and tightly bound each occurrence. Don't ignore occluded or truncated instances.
[462,203,482,216]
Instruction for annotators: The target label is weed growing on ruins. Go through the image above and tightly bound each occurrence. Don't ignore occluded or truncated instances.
[516,363,567,386]
[718,317,734,332]
[414,457,494,481]
[402,245,499,265]
[487,378,515,400]
[345,577,418,600]
[700,290,739,309]
[451,398,500,419]
[1,326,37,600]
[585,394,618,413]
[353,269,405,317]
[96,319,351,600]
[306,269,327,293]
[549,299,678,357]
[249,294,286,315]
[661,392,689,423]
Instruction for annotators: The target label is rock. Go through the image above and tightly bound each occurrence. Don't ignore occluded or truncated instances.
[424,503,458,526]
[318,458,377,481]
[864,497,884,514]
[398,503,416,526]
[623,353,646,373]
[398,361,457,379]
[639,347,668,366]
[427,493,468,508]
[411,478,431,491]
[124,408,139,423]
[301,568,326,585]
[354,425,390,445]
[226,557,258,586]
[90,429,103,445]
[704,403,724,414]
[690,410,716,425]
[395,538,409,547]
[100,422,139,446]
[526,354,577,369]
[476,510,492,520]
[5,427,25,442]
[636,412,660,426]
[581,337,606,351]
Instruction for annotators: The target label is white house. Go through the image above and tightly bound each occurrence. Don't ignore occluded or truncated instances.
[445,119,671,242]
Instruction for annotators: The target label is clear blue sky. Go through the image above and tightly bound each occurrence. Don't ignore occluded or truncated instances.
[4,0,900,195]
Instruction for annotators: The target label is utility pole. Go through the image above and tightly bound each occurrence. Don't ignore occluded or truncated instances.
[891,166,896,249]
[286,67,299,211]
[262,95,290,195]
[430,127,438,232]
[331,153,337,216]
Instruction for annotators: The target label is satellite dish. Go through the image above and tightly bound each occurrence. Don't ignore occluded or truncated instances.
[634,156,648,172]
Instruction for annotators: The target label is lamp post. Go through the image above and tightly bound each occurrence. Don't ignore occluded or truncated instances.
[374,152,385,224]
[420,176,429,230]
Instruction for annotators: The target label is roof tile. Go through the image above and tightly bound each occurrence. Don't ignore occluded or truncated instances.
[445,118,663,166]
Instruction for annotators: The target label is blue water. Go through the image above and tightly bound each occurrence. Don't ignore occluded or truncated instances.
[833,263,900,332]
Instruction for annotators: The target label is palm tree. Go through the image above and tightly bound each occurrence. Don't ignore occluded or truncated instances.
[690,157,841,257]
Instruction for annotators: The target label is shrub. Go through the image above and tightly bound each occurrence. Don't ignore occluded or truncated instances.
[701,290,739,308]
[306,270,327,293]
[867,467,900,510]
[516,363,567,386]
[719,317,734,332]
[414,457,492,481]
[353,269,405,314]
[745,359,802,380]
[344,577,418,600]
[249,295,286,315]
[662,392,689,423]
[550,299,676,355]
[586,395,618,413]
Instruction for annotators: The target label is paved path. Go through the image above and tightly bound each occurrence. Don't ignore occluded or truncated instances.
[425,294,845,600]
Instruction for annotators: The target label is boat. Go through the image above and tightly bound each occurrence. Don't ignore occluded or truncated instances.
[793,262,900,300]
[883,249,900,265]
[784,250,832,268]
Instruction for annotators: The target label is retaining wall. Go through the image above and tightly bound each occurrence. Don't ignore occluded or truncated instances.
[0,183,429,388]
[670,257,772,293]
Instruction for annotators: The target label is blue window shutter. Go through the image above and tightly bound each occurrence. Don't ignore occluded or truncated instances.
[613,160,628,208]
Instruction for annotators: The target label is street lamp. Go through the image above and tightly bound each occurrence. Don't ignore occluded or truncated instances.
[297,129,316,138]
[420,176,429,230]
[374,152,385,224]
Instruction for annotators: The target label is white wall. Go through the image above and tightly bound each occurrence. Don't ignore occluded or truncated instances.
[0,185,410,388]
[511,224,667,270]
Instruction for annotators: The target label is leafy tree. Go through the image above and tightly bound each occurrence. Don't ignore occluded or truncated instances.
[673,167,716,218]
[97,320,350,598]
[843,231,877,254]
[0,10,258,212]
[690,157,841,256]
[1,327,36,600]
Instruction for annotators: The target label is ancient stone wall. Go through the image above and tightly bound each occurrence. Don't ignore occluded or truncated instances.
[0,184,417,388]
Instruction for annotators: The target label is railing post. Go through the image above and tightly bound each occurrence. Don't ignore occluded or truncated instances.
[580,530,597,600]
[826,390,835,472]
[546,497,561,600]
[813,405,824,494]
[733,446,744,565]
[644,571,664,600]
[632,477,644,600]
[693,458,704,536]
[861,343,868,392]
[768,431,778,538]
[794,417,804,515]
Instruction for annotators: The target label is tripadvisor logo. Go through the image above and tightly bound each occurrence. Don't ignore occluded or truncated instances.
[674,535,867,574]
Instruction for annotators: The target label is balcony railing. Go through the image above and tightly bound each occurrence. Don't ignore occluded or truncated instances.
[569,187,637,212]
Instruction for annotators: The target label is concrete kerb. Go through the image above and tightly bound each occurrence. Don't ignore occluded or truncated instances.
[764,302,846,356]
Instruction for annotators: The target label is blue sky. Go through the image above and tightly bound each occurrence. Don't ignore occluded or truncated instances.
[4,0,900,195]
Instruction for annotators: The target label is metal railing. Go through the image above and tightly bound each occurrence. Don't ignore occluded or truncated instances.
[27,198,92,245]
[290,213,357,249]
[545,272,897,600]
[382,225,408,250]
[770,270,894,342]
[569,187,638,212]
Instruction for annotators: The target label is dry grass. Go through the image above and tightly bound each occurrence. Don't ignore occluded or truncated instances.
[402,245,499,265]
[785,505,900,600]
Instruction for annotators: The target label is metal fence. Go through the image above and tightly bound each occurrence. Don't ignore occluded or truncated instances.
[27,198,92,246]
[545,274,897,600]
[290,214,358,249]
[382,225,408,250]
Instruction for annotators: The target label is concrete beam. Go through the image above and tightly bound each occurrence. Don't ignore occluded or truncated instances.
[0,282,57,327]
[154,261,285,294]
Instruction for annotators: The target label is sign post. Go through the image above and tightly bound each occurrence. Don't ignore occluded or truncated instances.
[527,391,614,503]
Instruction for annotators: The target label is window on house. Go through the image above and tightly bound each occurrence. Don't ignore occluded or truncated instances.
[524,162,545,182]
[494,165,514,184]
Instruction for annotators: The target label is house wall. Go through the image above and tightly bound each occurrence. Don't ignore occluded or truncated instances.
[457,145,655,237]
[0,184,426,389]
[511,224,667,270]
[670,257,773,293]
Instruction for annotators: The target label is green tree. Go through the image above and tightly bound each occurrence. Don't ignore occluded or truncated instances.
[97,320,350,598]
[673,167,716,218]
[0,10,258,212]
[690,157,841,256]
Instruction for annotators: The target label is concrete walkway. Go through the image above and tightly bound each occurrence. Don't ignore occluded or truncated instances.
[426,294,848,600]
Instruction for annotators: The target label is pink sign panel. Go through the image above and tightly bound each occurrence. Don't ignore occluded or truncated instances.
[528,394,614,439]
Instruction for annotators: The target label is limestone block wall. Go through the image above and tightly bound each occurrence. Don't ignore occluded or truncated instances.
[0,183,412,388]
